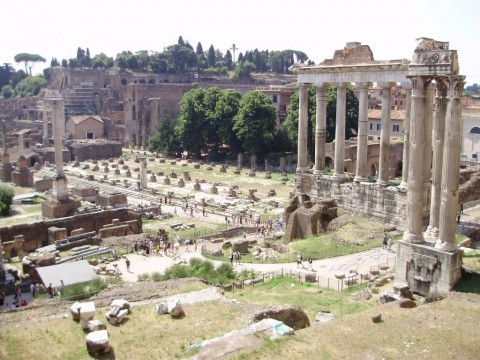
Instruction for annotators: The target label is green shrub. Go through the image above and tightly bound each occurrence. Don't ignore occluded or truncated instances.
[60,278,116,301]
[0,184,14,216]
[163,259,236,284]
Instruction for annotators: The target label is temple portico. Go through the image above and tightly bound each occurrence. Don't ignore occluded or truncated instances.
[291,39,465,294]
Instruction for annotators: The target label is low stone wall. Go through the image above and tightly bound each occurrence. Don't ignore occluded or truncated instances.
[68,141,122,161]
[0,208,142,252]
[35,178,53,192]
[298,173,429,230]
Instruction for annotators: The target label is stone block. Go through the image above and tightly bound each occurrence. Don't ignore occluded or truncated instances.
[88,320,107,332]
[86,330,110,355]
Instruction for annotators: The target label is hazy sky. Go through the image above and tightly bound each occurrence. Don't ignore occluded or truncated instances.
[2,0,479,84]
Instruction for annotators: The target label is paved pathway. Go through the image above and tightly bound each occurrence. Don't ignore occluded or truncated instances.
[112,244,396,284]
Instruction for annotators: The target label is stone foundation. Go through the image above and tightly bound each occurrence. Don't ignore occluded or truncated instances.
[42,196,81,219]
[395,241,462,295]
[297,173,430,230]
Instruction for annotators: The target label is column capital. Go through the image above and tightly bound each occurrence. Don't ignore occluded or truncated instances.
[355,82,372,89]
[336,82,350,89]
[314,83,329,90]
[377,81,396,89]
[446,75,466,98]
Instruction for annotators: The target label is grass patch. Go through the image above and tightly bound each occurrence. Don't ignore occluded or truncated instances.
[163,258,236,284]
[60,277,120,301]
[453,269,480,293]
[227,277,375,320]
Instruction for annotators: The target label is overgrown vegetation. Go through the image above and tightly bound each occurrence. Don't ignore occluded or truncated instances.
[0,184,14,216]
[60,278,120,301]
[161,258,236,284]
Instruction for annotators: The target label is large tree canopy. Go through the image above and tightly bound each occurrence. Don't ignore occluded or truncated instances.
[233,91,277,156]
[283,86,359,161]
[14,53,46,75]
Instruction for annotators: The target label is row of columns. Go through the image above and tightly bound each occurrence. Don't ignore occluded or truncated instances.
[405,75,465,250]
[297,76,464,251]
[297,82,410,187]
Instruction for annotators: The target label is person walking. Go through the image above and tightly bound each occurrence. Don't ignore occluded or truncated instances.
[382,233,388,249]
[307,255,313,271]
[297,253,304,269]
[126,258,131,272]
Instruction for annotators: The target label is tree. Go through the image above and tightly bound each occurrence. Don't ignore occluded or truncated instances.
[237,52,244,62]
[0,63,15,89]
[233,61,255,80]
[233,91,277,156]
[207,45,216,68]
[92,53,114,69]
[178,36,185,46]
[196,42,204,56]
[283,85,359,160]
[61,59,68,68]
[14,75,48,97]
[136,50,150,71]
[13,53,46,75]
[148,115,181,156]
[0,184,14,216]
[76,47,85,67]
[224,50,233,70]
[165,44,197,72]
[84,48,92,68]
[50,57,59,67]
[1,85,14,99]
[176,88,208,158]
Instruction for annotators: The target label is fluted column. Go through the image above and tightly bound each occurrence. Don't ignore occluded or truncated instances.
[436,76,465,251]
[333,83,347,181]
[423,84,435,186]
[52,98,65,175]
[314,84,328,174]
[377,83,394,186]
[43,104,50,146]
[399,88,412,188]
[425,81,447,239]
[297,84,309,172]
[403,76,427,244]
[354,82,371,182]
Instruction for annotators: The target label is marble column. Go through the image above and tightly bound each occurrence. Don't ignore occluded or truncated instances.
[399,88,412,188]
[297,84,309,172]
[425,81,447,239]
[333,83,347,181]
[52,97,65,175]
[43,103,50,146]
[436,76,465,251]
[314,84,328,174]
[377,83,393,186]
[423,84,435,187]
[403,77,427,244]
[354,82,370,182]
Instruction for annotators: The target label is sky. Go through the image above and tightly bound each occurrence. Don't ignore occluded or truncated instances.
[2,0,479,84]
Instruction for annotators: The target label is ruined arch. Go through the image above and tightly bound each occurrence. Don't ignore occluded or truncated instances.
[470,126,480,134]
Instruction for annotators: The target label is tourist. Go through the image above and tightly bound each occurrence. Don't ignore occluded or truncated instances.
[194,239,197,252]
[382,233,388,249]
[47,283,53,298]
[0,291,5,306]
[307,255,313,271]
[30,283,35,297]
[35,283,40,296]
[126,258,131,272]
[234,251,241,266]
[230,252,234,266]
[202,208,206,217]
[460,201,464,214]
[243,231,247,239]
[457,210,461,224]
[297,253,303,268]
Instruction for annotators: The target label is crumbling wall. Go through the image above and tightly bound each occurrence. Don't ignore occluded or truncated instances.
[0,209,141,252]
[68,140,122,161]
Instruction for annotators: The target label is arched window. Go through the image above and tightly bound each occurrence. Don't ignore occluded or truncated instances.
[121,79,127,85]
[470,126,480,134]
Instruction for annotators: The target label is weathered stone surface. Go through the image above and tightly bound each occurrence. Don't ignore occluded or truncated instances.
[398,298,417,308]
[69,301,82,321]
[155,302,168,315]
[105,305,128,325]
[232,239,250,253]
[167,298,185,318]
[371,314,382,323]
[88,320,107,332]
[110,299,130,312]
[315,310,335,324]
[86,330,110,355]
[250,305,310,330]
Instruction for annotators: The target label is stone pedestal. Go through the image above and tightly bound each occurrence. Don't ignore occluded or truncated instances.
[395,241,462,295]
[12,156,33,187]
[0,153,13,182]
[42,196,81,219]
